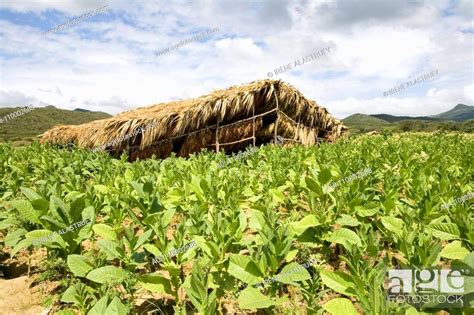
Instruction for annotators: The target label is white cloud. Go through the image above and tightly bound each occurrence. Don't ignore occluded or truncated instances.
[0,0,109,15]
[0,90,43,107]
[0,0,472,119]
[464,84,474,101]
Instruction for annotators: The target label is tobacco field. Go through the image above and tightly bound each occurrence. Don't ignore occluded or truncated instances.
[0,133,473,314]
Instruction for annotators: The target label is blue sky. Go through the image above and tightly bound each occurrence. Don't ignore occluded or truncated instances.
[0,0,472,119]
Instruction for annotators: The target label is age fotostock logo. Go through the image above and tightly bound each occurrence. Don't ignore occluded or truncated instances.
[387,269,465,308]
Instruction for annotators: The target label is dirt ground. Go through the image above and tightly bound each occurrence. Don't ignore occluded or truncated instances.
[0,276,48,315]
[0,244,52,315]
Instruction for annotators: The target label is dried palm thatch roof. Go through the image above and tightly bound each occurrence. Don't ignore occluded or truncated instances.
[41,79,347,160]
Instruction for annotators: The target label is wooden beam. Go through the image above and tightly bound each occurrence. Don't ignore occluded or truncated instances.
[252,103,256,146]
[215,118,220,152]
[274,89,279,143]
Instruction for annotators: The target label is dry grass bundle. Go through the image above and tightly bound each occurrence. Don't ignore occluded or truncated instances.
[41,79,347,160]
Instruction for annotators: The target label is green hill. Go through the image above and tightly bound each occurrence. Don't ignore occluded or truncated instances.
[370,114,439,123]
[342,113,391,134]
[342,104,474,134]
[343,113,390,126]
[0,105,111,142]
[433,104,474,121]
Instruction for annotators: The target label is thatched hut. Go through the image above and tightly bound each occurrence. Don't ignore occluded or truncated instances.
[41,79,347,160]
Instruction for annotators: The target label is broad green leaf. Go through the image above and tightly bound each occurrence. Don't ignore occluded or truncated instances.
[67,255,93,277]
[463,252,474,271]
[322,298,357,315]
[138,274,172,294]
[64,191,84,202]
[26,229,66,248]
[25,229,54,241]
[39,215,65,229]
[0,217,19,230]
[382,198,396,211]
[405,306,420,315]
[105,297,127,315]
[134,230,153,250]
[69,197,85,222]
[183,266,207,309]
[325,228,362,250]
[429,223,460,240]
[269,188,285,203]
[288,215,320,236]
[81,206,95,223]
[11,200,41,224]
[249,210,265,231]
[61,285,80,304]
[318,168,332,184]
[20,187,42,201]
[93,185,109,193]
[161,208,175,227]
[131,181,145,198]
[285,250,298,262]
[228,254,263,285]
[143,213,161,226]
[77,207,94,241]
[305,176,321,194]
[11,239,31,257]
[381,216,403,238]
[193,235,214,258]
[439,241,470,260]
[4,228,27,247]
[86,266,127,284]
[186,180,205,202]
[238,210,247,233]
[276,262,311,284]
[97,239,123,259]
[335,215,361,227]
[124,168,134,181]
[87,296,108,315]
[92,224,117,240]
[143,244,162,257]
[320,270,356,296]
[50,196,69,222]
[143,181,154,196]
[238,287,278,309]
[354,206,378,217]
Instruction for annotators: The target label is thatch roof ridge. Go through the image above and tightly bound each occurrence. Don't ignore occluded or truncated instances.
[41,79,347,154]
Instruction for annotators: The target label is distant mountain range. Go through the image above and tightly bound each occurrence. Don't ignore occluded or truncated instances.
[0,105,111,142]
[343,104,474,133]
[432,104,474,121]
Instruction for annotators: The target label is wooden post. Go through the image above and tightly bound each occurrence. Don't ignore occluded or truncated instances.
[215,119,220,152]
[274,91,279,143]
[295,118,300,141]
[252,104,256,146]
[126,138,130,158]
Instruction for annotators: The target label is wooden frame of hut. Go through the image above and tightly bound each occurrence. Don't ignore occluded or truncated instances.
[40,79,348,160]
